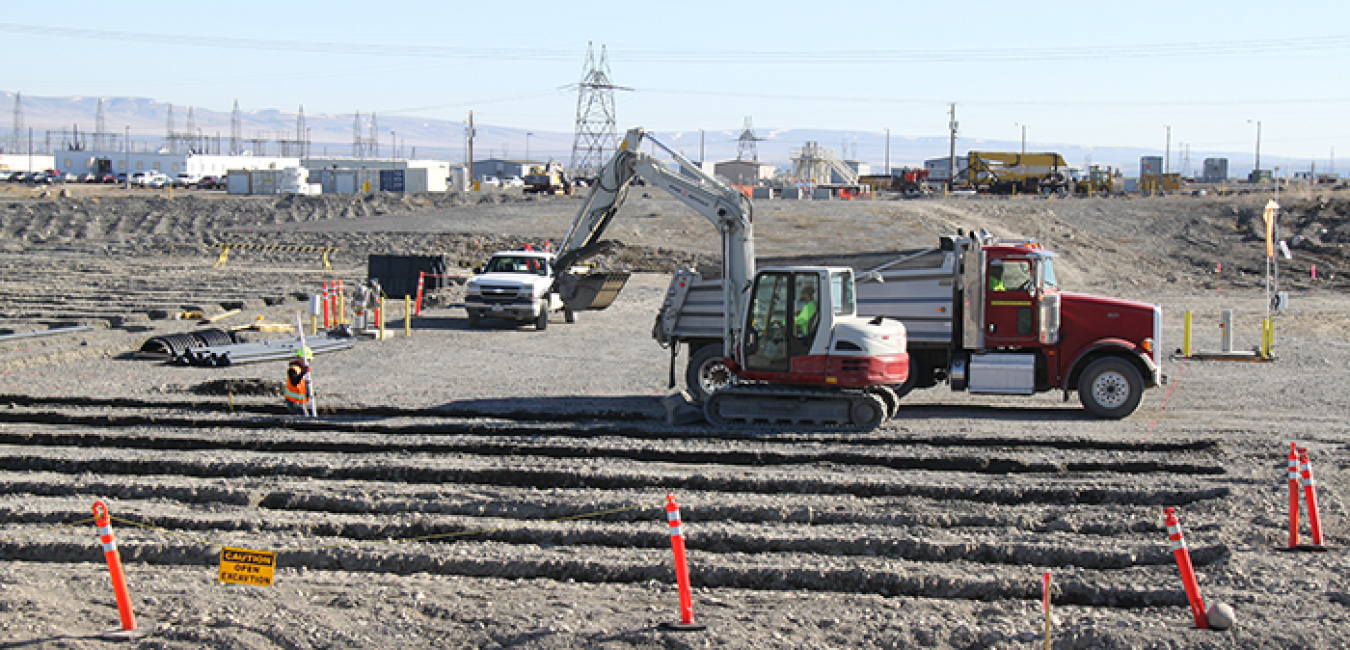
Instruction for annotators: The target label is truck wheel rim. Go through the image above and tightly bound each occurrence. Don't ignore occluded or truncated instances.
[1092,372,1129,409]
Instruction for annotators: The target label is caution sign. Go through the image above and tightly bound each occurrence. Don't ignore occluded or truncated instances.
[218,547,276,587]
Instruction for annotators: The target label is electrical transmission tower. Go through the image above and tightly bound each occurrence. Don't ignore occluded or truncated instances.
[95,98,107,150]
[10,93,25,154]
[165,104,175,152]
[352,111,379,158]
[736,116,765,162]
[567,42,631,179]
[369,112,379,158]
[278,105,307,157]
[231,100,242,155]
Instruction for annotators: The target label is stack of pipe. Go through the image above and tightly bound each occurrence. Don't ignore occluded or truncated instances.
[138,329,237,357]
[172,334,353,367]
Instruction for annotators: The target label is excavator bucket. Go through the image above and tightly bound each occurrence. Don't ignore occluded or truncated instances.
[561,272,630,311]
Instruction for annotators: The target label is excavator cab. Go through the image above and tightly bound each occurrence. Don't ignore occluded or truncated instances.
[713,266,909,430]
[742,270,827,373]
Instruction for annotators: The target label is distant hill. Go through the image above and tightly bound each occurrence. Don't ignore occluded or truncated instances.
[0,91,1279,176]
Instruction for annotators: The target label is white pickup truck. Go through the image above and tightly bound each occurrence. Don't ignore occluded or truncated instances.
[463,250,572,330]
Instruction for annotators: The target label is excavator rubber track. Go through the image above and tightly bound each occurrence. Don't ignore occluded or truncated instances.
[703,384,888,432]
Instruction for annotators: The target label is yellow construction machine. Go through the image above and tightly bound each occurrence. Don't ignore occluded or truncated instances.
[1074,165,1116,195]
[523,162,573,195]
[964,151,1071,195]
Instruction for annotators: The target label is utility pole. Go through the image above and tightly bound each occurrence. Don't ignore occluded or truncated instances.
[1165,125,1171,174]
[947,103,958,192]
[466,111,475,185]
[123,125,130,189]
[884,127,890,176]
[1248,119,1262,174]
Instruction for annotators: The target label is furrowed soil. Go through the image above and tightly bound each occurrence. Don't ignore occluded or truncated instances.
[0,183,1349,649]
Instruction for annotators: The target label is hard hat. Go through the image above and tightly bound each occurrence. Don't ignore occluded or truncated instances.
[296,347,313,360]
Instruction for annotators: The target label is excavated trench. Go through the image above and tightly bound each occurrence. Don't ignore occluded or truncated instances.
[0,389,1236,610]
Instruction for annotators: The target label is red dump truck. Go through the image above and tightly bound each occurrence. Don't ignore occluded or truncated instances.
[655,231,1163,418]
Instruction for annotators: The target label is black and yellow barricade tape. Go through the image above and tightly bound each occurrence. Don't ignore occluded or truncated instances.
[212,243,339,272]
[0,516,95,543]
[292,500,664,552]
[1,498,665,580]
[37,499,666,585]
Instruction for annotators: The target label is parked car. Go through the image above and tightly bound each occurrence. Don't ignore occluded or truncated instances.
[116,172,128,184]
[197,175,222,190]
[97,172,117,184]
[0,171,15,181]
[172,173,200,188]
[147,173,171,188]
[131,171,168,187]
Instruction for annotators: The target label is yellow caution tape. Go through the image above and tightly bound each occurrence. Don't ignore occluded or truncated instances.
[0,516,95,543]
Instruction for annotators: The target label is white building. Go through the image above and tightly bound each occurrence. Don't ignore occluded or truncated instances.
[0,153,55,173]
[303,158,451,193]
[924,156,969,183]
[53,149,299,180]
[713,160,777,185]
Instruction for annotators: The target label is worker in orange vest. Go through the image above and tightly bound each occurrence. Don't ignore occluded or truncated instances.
[284,347,313,415]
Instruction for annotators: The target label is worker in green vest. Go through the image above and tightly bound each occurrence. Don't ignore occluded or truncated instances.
[795,285,818,338]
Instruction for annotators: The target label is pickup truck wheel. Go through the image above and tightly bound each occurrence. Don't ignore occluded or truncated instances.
[686,344,733,403]
[535,310,548,330]
[1078,357,1143,419]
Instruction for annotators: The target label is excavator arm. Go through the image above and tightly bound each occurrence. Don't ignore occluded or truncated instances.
[554,127,756,355]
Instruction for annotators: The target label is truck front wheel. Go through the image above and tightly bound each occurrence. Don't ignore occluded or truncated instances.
[1078,357,1143,419]
[686,344,733,403]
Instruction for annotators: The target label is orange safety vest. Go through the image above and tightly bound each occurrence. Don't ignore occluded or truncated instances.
[285,365,309,404]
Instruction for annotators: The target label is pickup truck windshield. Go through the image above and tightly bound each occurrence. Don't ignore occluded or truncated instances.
[485,256,548,276]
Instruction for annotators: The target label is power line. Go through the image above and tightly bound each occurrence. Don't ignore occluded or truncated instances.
[2,22,1346,64]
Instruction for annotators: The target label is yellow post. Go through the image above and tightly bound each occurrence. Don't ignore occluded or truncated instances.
[1182,311,1193,358]
[310,313,317,336]
[404,295,412,337]
[379,297,386,340]
[1261,318,1273,358]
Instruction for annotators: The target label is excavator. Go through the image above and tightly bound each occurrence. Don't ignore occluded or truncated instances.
[550,127,910,430]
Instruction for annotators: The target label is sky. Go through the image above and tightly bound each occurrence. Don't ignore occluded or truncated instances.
[3,1,1349,170]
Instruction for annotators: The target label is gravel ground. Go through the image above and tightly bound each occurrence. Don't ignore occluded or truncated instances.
[0,188,1347,648]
